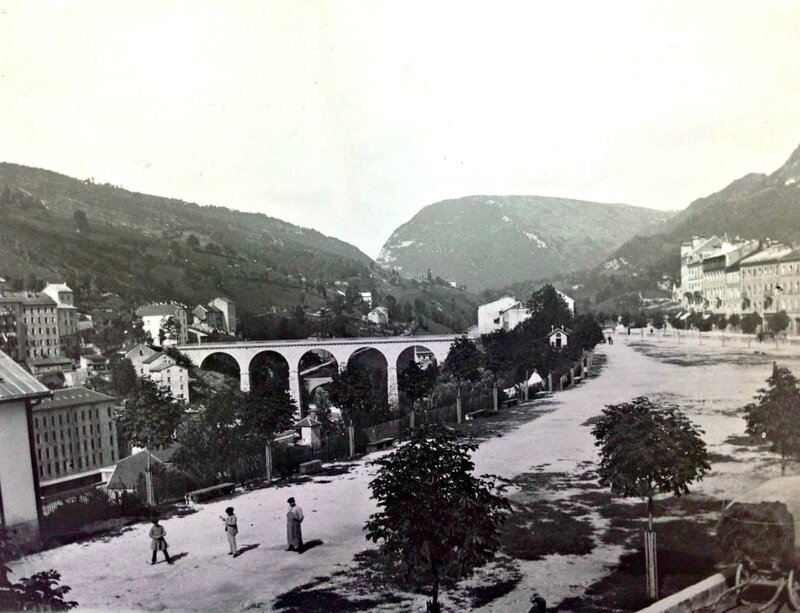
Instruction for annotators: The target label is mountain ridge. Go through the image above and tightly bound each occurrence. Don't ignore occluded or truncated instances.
[377,194,670,291]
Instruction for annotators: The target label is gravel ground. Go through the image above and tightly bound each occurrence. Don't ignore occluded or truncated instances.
[11,334,800,612]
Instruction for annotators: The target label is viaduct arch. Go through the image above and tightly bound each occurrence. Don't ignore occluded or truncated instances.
[177,335,456,408]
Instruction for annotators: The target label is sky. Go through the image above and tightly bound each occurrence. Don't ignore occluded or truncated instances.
[2,1,800,258]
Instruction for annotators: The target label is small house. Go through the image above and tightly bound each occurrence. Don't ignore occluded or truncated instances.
[546,326,570,349]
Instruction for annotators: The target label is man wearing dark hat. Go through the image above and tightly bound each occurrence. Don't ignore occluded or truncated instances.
[286,497,304,552]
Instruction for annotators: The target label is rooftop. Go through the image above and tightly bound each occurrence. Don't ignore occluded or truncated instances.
[0,350,51,403]
[135,303,185,318]
[31,356,74,367]
[739,244,793,266]
[0,291,58,307]
[37,387,114,410]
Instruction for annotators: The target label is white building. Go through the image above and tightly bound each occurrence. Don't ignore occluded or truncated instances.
[546,327,570,349]
[124,343,190,402]
[135,303,189,347]
[477,296,518,335]
[478,289,574,336]
[359,292,373,308]
[0,350,51,546]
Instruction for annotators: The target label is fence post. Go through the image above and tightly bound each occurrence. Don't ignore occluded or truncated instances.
[348,422,355,458]
[410,408,415,429]
[547,373,553,393]
[265,444,273,484]
[644,528,658,600]
[456,397,462,423]
[524,371,529,402]
[493,387,498,411]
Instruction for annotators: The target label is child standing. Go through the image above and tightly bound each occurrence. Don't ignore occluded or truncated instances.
[149,518,173,565]
[220,507,238,556]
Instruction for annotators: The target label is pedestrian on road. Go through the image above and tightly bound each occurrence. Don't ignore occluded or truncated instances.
[286,497,304,553]
[149,518,173,565]
[220,507,238,556]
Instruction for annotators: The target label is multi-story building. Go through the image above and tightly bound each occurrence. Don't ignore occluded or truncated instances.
[209,296,236,336]
[32,387,121,494]
[135,303,189,347]
[0,291,62,365]
[41,283,79,355]
[123,343,190,402]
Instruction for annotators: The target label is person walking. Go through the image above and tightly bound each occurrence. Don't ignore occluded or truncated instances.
[285,497,304,553]
[220,507,238,556]
[149,518,173,565]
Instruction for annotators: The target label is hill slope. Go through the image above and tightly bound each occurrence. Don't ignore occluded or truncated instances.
[377,195,669,291]
[0,163,481,333]
[607,142,800,276]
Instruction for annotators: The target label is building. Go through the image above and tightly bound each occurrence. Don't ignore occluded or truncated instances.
[0,291,62,364]
[41,282,79,355]
[477,296,518,335]
[0,350,50,545]
[478,289,574,336]
[192,304,225,331]
[104,447,179,495]
[208,297,236,336]
[32,387,121,495]
[547,326,570,349]
[123,343,190,402]
[135,303,189,347]
[739,243,797,330]
[366,306,389,325]
[360,292,373,308]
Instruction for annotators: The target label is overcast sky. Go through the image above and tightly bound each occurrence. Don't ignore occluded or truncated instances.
[2,2,800,258]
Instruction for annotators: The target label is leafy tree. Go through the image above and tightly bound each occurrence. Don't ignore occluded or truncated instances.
[525,284,572,336]
[328,363,382,426]
[592,396,710,530]
[158,316,181,345]
[364,425,510,612]
[715,314,727,330]
[741,312,762,334]
[442,336,482,395]
[649,311,665,329]
[770,309,791,333]
[163,347,193,370]
[131,318,151,345]
[729,313,741,328]
[744,363,800,475]
[398,360,437,412]
[0,526,76,610]
[115,379,184,451]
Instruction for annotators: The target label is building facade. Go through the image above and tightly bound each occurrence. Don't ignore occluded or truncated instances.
[42,283,79,355]
[135,303,189,347]
[209,297,236,336]
[124,343,190,402]
[0,350,50,545]
[32,387,121,492]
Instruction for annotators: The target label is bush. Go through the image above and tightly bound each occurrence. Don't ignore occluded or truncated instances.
[741,312,763,334]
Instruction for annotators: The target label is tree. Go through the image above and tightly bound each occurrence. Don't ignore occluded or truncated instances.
[159,316,181,345]
[186,234,200,249]
[729,313,741,329]
[525,285,572,336]
[328,363,382,426]
[442,336,482,395]
[592,396,709,527]
[0,526,76,610]
[741,312,762,334]
[115,379,183,451]
[592,397,709,600]
[364,425,510,612]
[398,360,436,412]
[770,309,791,333]
[744,363,800,475]
[73,209,89,232]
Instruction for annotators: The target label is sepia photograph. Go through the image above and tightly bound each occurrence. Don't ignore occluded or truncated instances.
[2,1,800,611]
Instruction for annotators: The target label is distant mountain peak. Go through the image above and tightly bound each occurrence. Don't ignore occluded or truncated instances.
[771,142,800,185]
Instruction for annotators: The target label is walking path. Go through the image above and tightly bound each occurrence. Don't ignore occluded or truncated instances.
[13,337,786,611]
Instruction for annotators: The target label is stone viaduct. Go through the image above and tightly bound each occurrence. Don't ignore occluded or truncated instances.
[177,335,457,407]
